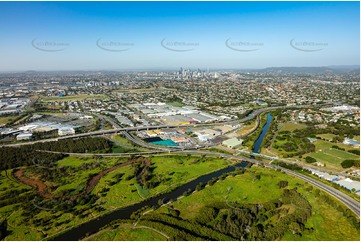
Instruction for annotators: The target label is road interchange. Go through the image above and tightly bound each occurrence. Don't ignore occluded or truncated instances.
[3,102,359,216]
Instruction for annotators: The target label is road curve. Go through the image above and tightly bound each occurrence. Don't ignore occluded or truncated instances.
[0,103,332,148]
[181,150,360,217]
[34,148,360,217]
[281,168,360,216]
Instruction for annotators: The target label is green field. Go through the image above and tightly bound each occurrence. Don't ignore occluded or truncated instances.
[39,94,107,102]
[303,140,360,171]
[0,115,18,125]
[316,133,337,141]
[86,224,167,241]
[166,101,184,107]
[0,156,129,240]
[112,135,138,148]
[115,88,176,93]
[93,155,231,209]
[0,154,232,240]
[143,166,359,241]
[92,165,141,209]
[280,123,308,131]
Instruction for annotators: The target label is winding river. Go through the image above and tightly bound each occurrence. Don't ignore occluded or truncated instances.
[52,113,274,240]
[52,161,248,240]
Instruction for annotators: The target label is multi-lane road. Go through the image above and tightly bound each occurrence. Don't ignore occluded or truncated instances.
[0,103,332,148]
[35,147,360,217]
[3,102,359,216]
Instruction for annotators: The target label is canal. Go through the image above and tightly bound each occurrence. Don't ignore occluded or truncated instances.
[252,112,273,153]
[52,161,248,240]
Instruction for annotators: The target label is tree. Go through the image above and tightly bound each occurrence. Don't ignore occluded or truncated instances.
[305,156,317,163]
[278,180,289,189]
[341,160,356,168]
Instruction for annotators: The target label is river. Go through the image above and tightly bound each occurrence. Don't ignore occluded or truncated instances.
[252,112,273,153]
[52,161,248,240]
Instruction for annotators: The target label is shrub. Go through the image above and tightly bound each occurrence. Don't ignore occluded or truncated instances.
[341,160,356,168]
[305,156,317,163]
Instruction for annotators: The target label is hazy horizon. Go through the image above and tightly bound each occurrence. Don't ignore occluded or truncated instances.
[0,1,359,71]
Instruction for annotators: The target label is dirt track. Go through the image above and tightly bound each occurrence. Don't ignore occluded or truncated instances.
[14,158,148,199]
[13,169,58,199]
[85,159,134,193]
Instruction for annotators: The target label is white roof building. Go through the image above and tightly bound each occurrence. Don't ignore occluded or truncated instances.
[16,133,33,141]
[58,127,75,136]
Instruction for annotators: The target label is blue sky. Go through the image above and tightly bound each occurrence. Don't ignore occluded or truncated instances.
[0,1,359,71]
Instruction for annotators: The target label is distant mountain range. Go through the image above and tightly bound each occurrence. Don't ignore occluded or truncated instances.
[251,65,360,74]
[1,65,359,75]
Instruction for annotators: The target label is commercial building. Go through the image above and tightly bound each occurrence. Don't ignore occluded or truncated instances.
[58,127,75,136]
[335,178,360,192]
[222,138,243,149]
[16,133,33,141]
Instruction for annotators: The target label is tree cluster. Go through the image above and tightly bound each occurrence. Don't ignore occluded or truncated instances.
[341,159,360,168]
[137,188,311,241]
[305,156,317,163]
[0,146,66,172]
[30,137,113,153]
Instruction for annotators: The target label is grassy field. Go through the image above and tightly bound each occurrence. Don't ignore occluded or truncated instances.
[0,156,130,240]
[92,165,141,209]
[302,139,359,171]
[0,171,48,241]
[93,155,231,209]
[86,224,167,241]
[115,88,176,93]
[280,123,307,131]
[0,115,18,125]
[149,166,359,241]
[39,94,107,102]
[57,156,99,167]
[40,104,64,110]
[111,134,149,151]
[112,134,138,148]
[158,167,287,221]
[237,120,257,136]
[1,154,231,240]
[55,157,128,195]
[166,101,183,107]
[2,154,359,241]
[316,133,337,141]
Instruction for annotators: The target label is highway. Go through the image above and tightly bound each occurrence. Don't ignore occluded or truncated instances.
[4,101,359,216]
[34,148,360,217]
[0,103,331,148]
[177,150,360,217]
[237,149,353,178]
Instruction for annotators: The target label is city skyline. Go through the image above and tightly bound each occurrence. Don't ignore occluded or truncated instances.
[0,1,359,71]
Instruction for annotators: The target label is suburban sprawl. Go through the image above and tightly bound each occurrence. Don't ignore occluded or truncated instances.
[0,67,359,241]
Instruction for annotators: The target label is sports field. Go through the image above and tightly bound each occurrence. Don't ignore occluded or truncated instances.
[39,94,107,102]
[303,140,359,171]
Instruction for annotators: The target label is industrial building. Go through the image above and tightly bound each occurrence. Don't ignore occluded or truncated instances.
[16,133,33,141]
[58,127,76,136]
[222,138,243,149]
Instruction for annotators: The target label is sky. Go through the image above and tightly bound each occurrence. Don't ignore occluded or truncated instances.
[0,1,359,71]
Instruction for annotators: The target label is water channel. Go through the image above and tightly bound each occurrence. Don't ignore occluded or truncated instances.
[54,113,274,240]
[252,112,273,153]
[53,161,248,240]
